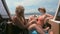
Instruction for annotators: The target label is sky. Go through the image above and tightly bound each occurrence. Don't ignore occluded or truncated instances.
[5,0,59,15]
[0,0,10,18]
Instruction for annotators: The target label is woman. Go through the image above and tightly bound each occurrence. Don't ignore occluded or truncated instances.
[11,5,37,34]
[28,8,53,34]
[11,5,29,34]
[11,5,27,29]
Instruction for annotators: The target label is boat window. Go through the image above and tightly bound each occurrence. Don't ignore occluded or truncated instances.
[55,5,60,21]
[5,0,59,18]
[0,0,9,18]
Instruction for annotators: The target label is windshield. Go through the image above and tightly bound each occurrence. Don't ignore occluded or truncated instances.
[5,0,59,18]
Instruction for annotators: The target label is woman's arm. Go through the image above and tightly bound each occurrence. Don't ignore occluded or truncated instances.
[12,16,26,28]
[44,14,54,24]
[47,14,54,19]
[26,15,36,26]
[26,19,37,27]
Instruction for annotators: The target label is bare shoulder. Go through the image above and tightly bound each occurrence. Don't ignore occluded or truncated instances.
[45,13,54,18]
[11,16,17,20]
[46,13,53,16]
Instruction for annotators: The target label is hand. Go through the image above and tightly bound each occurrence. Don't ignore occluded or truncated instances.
[44,27,50,31]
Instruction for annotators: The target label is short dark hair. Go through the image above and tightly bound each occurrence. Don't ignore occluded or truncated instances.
[38,8,46,13]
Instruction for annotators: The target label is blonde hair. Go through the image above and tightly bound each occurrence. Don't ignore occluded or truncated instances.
[15,5,25,17]
[16,5,24,12]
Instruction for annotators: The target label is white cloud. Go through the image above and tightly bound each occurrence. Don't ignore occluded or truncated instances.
[14,0,42,6]
[5,0,58,7]
[6,0,50,7]
[24,8,40,14]
[15,0,55,6]
[5,0,41,14]
[25,9,37,13]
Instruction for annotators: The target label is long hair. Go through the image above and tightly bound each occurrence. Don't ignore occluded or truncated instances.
[15,5,27,24]
[15,5,25,18]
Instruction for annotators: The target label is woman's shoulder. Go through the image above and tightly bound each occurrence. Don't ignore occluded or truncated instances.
[11,16,17,20]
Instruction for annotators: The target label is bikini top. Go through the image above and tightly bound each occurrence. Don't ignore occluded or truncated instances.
[37,15,46,22]
[38,16,44,21]
[37,14,48,27]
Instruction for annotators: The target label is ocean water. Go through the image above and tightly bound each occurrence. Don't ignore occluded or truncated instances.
[2,12,55,18]
[24,12,55,19]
